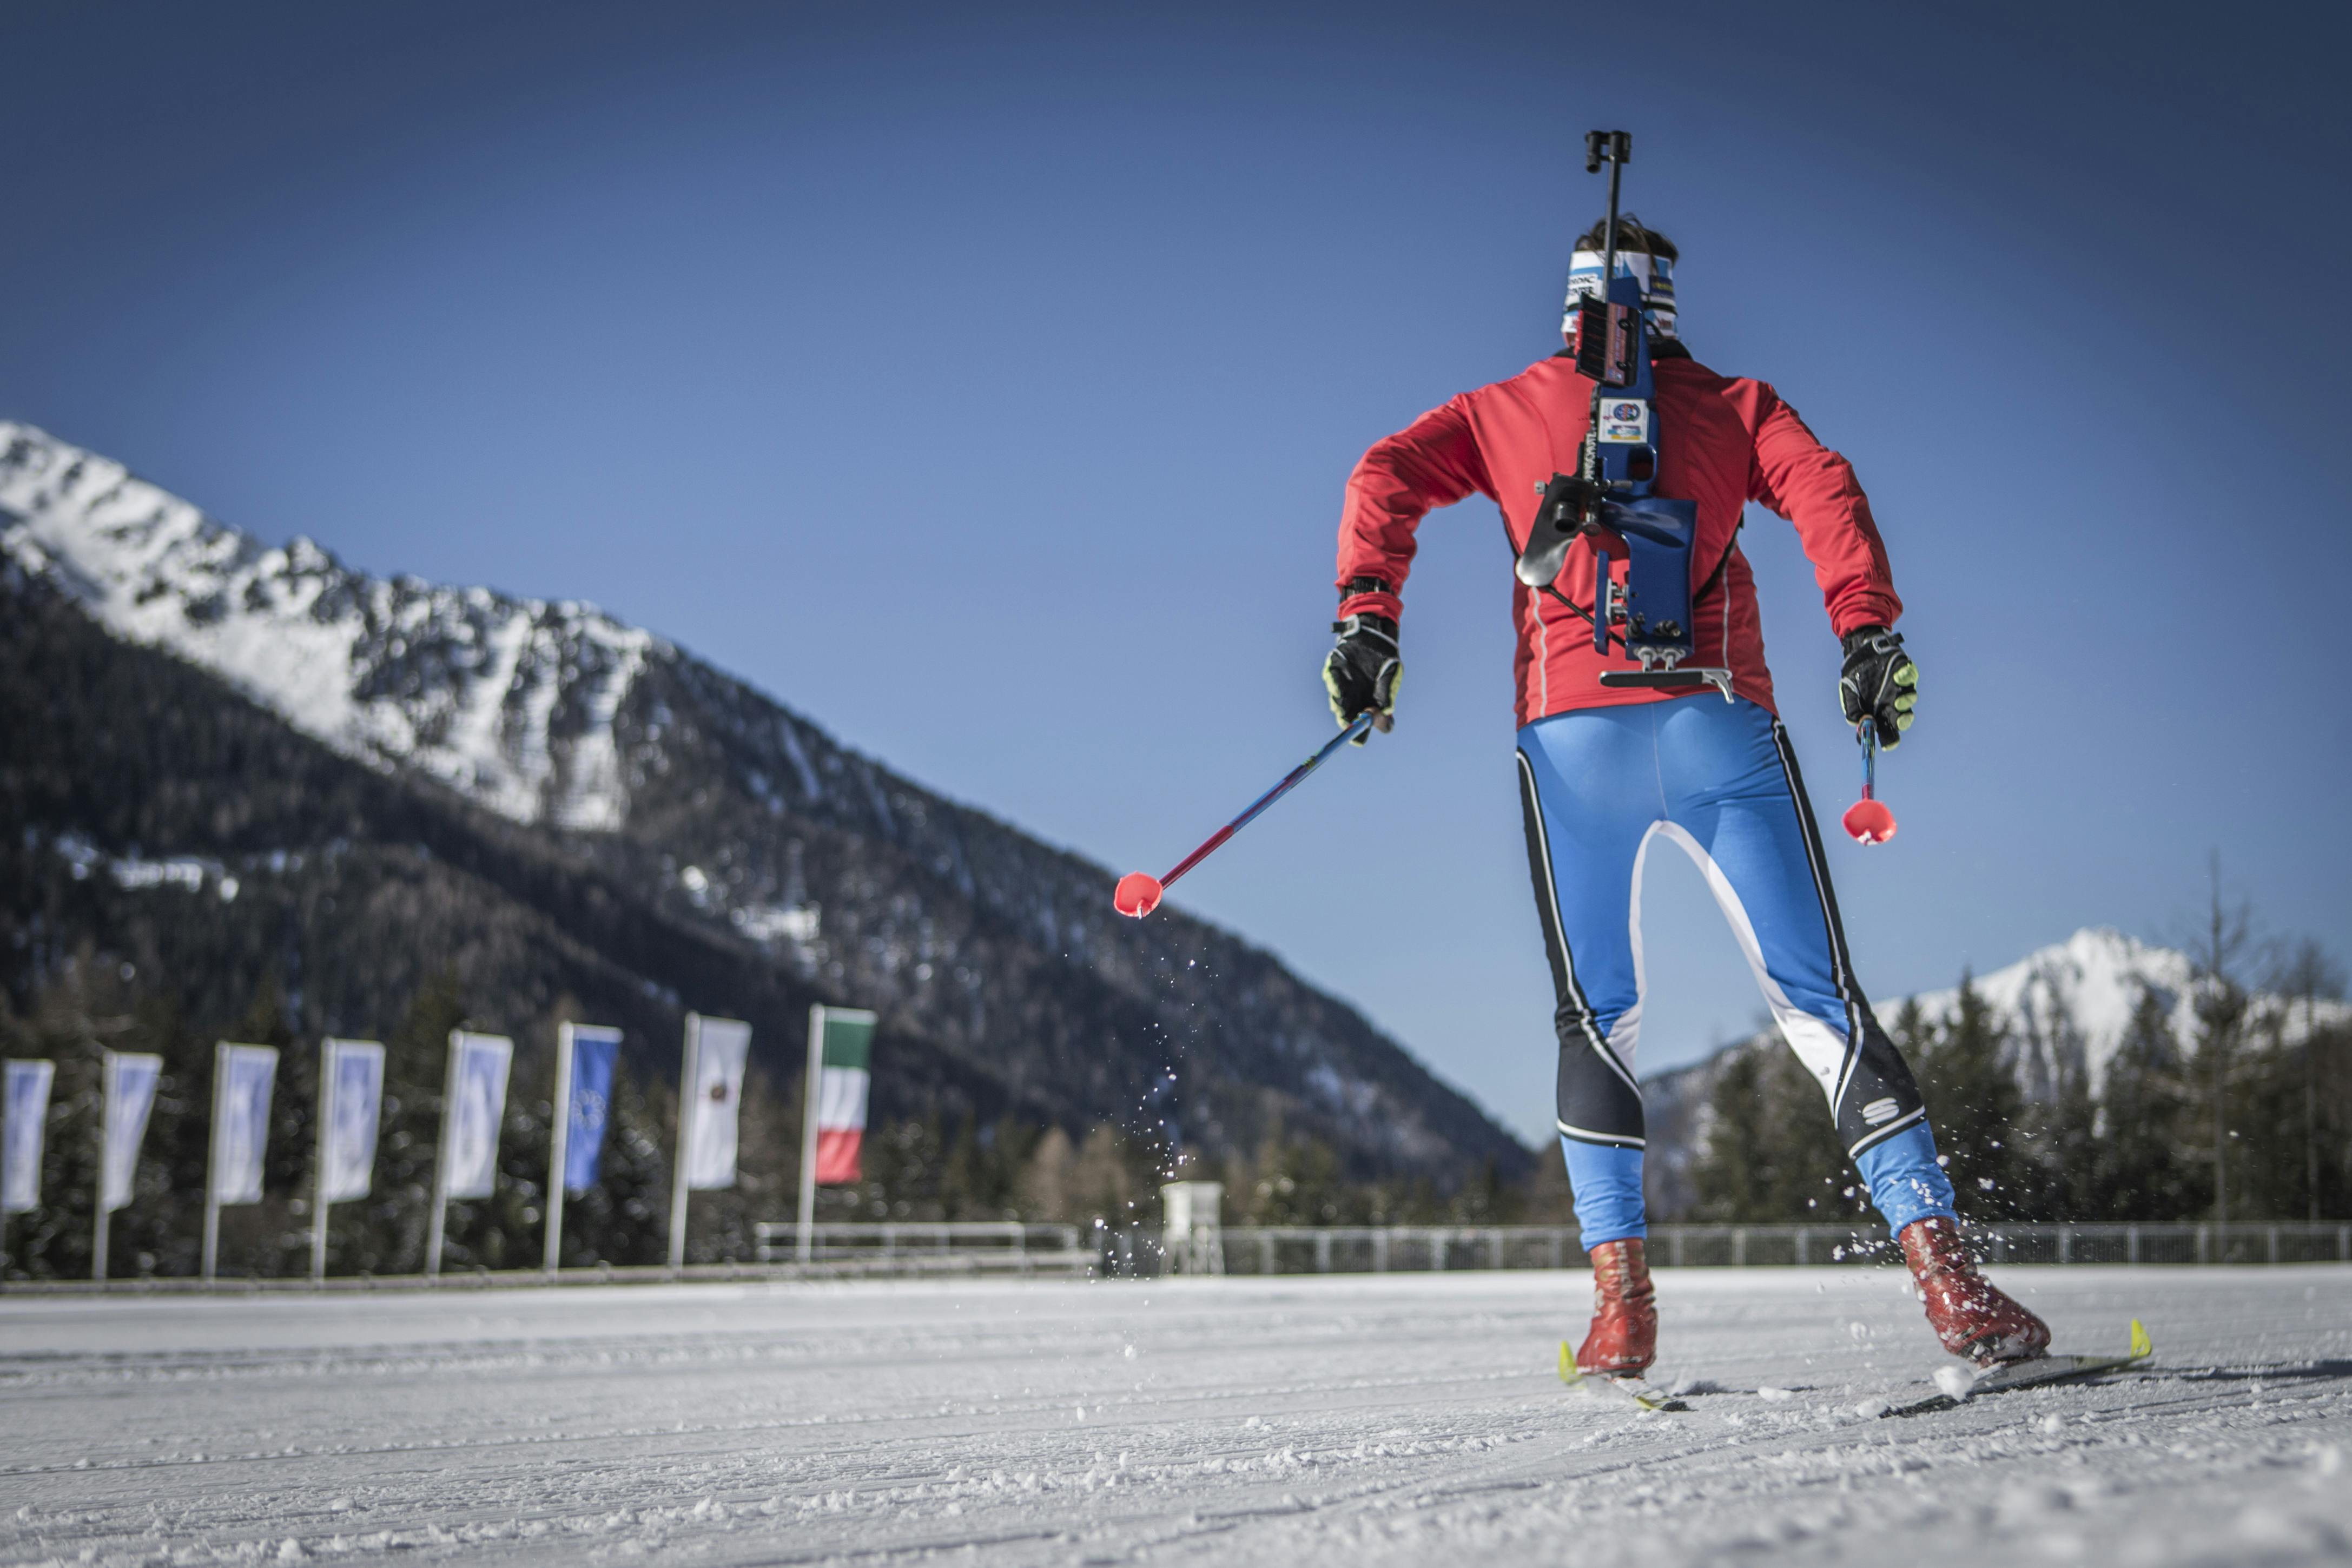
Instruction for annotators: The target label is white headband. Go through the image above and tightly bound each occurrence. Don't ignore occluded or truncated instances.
[1562,248,1677,342]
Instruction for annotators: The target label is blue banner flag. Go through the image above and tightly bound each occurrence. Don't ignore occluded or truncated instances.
[563,1026,621,1194]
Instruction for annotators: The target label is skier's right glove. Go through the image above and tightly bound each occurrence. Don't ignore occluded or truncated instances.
[1324,612,1400,744]
[1839,624,1917,748]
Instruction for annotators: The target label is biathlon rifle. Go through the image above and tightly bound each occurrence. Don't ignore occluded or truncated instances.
[1514,129,1732,701]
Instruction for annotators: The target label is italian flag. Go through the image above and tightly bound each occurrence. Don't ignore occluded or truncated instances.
[810,1009,875,1185]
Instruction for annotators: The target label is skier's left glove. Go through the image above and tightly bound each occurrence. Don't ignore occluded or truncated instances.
[1839,624,1916,747]
[1324,612,1400,744]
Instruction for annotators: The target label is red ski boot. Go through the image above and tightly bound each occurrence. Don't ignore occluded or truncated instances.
[1899,1216,2051,1366]
[1575,1238,1657,1375]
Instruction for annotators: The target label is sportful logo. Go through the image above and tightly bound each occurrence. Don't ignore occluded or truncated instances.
[1860,1097,1902,1126]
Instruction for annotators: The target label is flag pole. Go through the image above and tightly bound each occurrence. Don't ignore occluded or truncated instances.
[424,1029,460,1281]
[797,1005,825,1263]
[92,1050,114,1284]
[311,1040,332,1283]
[545,1023,576,1276]
[202,1041,226,1283]
[667,1014,702,1275]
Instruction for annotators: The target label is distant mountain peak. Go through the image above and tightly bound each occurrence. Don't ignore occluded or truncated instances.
[1637,924,2348,1215]
[1651,924,2344,1102]
[1901,924,2344,1096]
[0,420,658,831]
[1905,926,2186,1090]
[2,418,1535,1181]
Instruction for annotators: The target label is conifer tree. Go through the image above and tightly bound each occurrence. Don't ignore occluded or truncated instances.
[1914,972,2027,1216]
[1019,1126,1077,1222]
[2187,865,2254,1223]
[2095,987,2197,1218]
[2272,939,2346,1221]
[2033,1031,2102,1222]
[1072,1122,1146,1226]
[1521,1139,1576,1226]
[1689,1038,1851,1223]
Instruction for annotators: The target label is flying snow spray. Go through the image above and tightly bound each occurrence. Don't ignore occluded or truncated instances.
[1113,711,1376,917]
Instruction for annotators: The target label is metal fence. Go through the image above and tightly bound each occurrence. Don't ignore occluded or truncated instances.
[750,1221,1090,1275]
[11,1220,2346,1294]
[1215,1226,1586,1276]
[1957,1222,2352,1267]
[1135,1221,2352,1278]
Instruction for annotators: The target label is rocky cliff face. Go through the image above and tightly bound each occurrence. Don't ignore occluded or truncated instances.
[1,421,1530,1181]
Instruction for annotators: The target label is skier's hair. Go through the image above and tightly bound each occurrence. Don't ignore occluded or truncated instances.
[1573,214,1677,261]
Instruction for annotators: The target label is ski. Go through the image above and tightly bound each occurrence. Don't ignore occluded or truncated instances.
[1557,1341,1688,1411]
[1882,1319,2152,1418]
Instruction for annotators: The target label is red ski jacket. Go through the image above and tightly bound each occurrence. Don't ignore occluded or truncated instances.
[1333,346,1901,726]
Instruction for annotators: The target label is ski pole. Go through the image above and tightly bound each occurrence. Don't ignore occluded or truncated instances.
[1113,710,1378,917]
[1841,722,1898,844]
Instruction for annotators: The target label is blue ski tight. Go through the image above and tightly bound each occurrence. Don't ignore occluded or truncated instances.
[1516,695,1956,1247]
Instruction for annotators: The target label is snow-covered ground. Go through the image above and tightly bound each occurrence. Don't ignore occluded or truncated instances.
[2,1267,2346,1566]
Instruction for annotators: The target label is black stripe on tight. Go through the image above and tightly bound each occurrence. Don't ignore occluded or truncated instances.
[1847,1104,1926,1157]
[1518,750,1611,1063]
[1766,720,1930,1157]
[1768,722,1865,1087]
[1519,748,1646,1142]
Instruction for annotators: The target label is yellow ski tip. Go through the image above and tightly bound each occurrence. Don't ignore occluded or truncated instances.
[1558,1340,1579,1386]
[2128,1319,2151,1359]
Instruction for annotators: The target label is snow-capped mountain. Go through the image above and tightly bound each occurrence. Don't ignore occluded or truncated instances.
[1,419,1531,1182]
[1904,926,2347,1100]
[0,421,652,831]
[1637,927,2348,1215]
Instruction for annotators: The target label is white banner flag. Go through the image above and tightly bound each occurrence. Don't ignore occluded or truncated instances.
[320,1038,385,1204]
[442,1032,513,1201]
[3,1059,55,1214]
[209,1043,279,1205]
[684,1016,751,1191]
[101,1051,163,1213]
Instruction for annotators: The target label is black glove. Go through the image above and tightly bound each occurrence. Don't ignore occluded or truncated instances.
[1324,612,1400,743]
[1839,624,1917,747]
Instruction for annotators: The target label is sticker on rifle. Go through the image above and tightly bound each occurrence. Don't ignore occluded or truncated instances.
[1598,399,1649,443]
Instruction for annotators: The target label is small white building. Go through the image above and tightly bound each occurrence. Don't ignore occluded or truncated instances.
[1160,1180,1225,1275]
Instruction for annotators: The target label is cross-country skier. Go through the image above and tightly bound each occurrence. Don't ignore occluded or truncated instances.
[1322,214,2049,1375]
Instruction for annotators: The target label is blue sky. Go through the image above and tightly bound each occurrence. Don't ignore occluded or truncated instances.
[4,1,2345,1143]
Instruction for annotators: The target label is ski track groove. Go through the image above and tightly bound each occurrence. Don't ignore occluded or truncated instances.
[2,1268,2347,1566]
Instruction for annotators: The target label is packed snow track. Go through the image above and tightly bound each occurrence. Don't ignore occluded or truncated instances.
[3,1267,2347,1566]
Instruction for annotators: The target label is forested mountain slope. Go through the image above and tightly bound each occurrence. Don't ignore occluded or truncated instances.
[1,421,1529,1184]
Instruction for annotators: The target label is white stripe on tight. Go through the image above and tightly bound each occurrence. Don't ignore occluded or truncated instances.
[1557,1118,1646,1149]
[1637,819,1851,1105]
